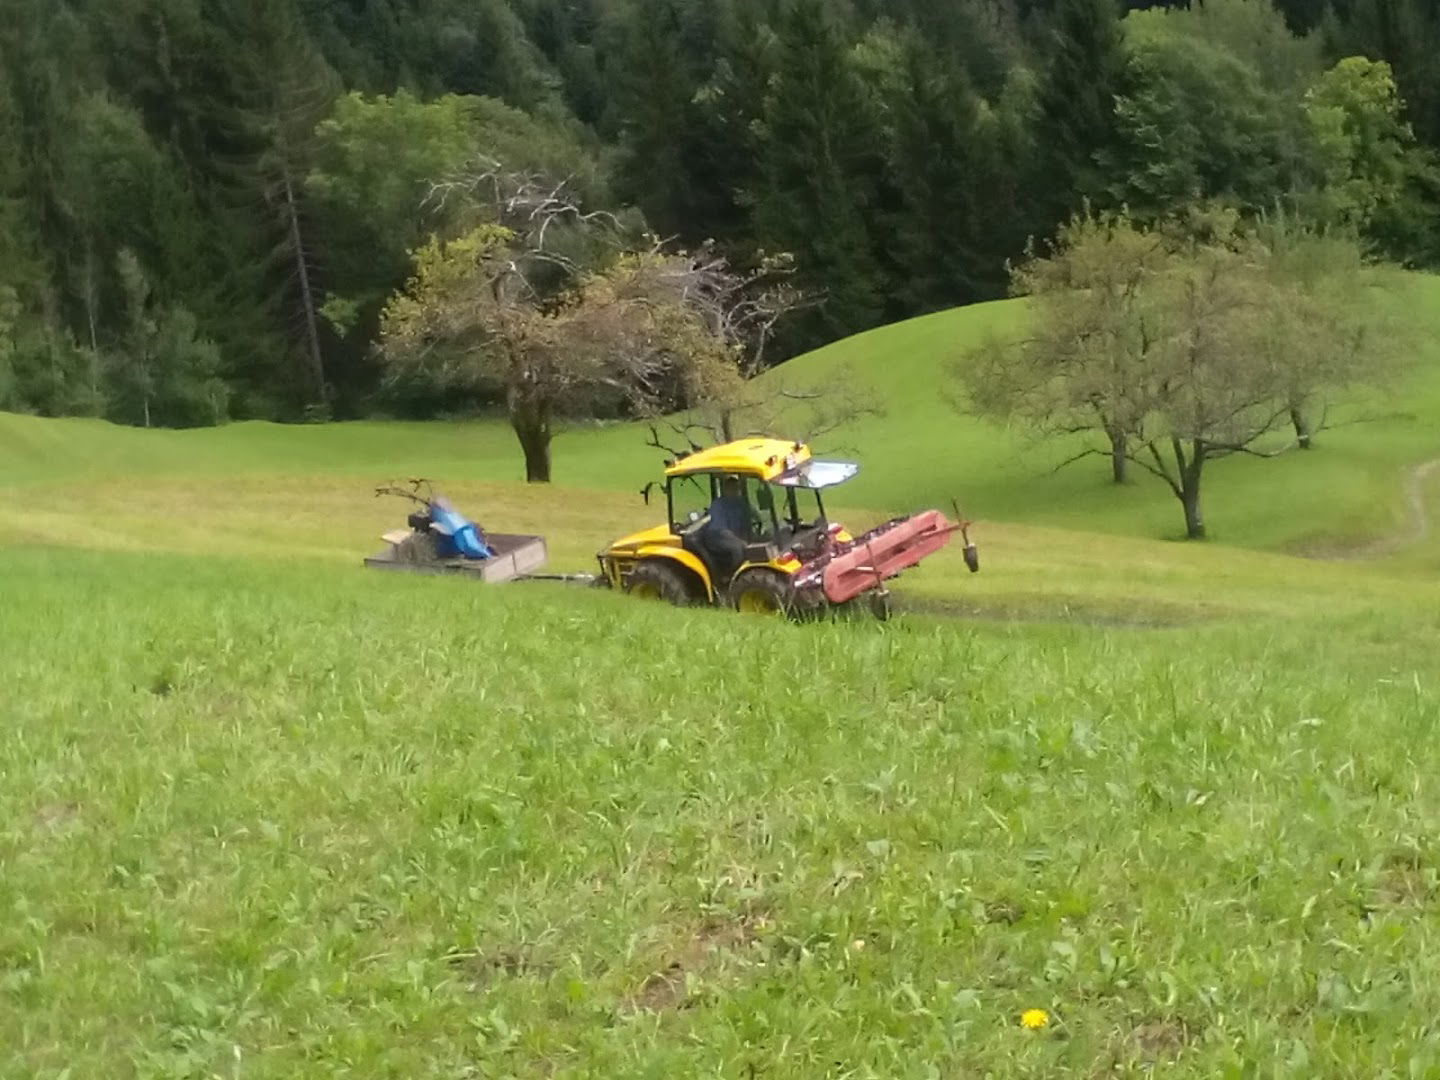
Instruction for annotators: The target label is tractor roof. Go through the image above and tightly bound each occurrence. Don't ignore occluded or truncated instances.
[665,437,812,481]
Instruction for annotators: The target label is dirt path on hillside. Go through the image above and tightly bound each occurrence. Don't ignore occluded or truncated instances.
[1326,457,1440,560]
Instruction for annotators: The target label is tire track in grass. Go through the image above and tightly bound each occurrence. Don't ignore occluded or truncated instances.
[1330,457,1440,560]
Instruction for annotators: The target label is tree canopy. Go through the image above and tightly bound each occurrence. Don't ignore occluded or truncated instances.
[960,208,1407,538]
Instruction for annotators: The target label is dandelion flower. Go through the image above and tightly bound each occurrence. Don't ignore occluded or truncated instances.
[1021,1008,1050,1030]
[851,939,866,951]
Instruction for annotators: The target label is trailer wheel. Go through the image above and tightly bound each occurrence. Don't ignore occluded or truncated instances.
[728,569,796,617]
[626,560,696,606]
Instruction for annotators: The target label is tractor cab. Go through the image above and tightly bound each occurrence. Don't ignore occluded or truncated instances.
[661,439,863,589]
[665,462,855,572]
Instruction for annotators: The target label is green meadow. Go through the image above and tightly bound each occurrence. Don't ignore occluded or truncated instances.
[5,278,1440,1077]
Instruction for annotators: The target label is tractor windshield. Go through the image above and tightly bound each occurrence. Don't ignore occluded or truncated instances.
[757,480,828,543]
[773,460,859,490]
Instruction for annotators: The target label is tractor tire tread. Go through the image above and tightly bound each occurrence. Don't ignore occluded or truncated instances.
[626,559,698,606]
[728,568,800,617]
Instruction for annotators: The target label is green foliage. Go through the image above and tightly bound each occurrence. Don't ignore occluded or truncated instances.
[751,0,888,342]
[1304,58,1418,228]
[1329,0,1440,147]
[307,88,602,411]
[1029,0,1131,228]
[107,250,227,428]
[1128,0,1324,97]
[1107,15,1308,218]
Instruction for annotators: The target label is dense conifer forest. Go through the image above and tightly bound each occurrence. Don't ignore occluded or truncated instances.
[1,0,1436,425]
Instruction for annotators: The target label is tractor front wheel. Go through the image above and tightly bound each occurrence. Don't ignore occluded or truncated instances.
[626,560,696,606]
[728,569,797,617]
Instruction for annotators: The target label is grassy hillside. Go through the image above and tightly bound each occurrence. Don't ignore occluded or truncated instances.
[5,275,1439,558]
[749,273,1440,551]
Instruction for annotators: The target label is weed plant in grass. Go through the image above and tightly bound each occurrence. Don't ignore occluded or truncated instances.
[6,549,1440,1077]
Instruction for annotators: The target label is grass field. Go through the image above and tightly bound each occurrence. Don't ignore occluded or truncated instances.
[5,280,1440,1077]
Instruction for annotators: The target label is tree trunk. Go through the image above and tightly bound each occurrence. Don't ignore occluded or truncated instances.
[509,389,553,483]
[517,426,551,483]
[142,351,151,429]
[1180,439,1205,540]
[1290,404,1312,450]
[281,162,327,410]
[82,246,99,356]
[1107,425,1127,483]
[720,408,736,442]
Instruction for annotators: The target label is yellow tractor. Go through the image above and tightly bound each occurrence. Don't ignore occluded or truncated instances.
[596,436,977,617]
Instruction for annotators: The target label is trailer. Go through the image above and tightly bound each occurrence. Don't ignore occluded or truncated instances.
[364,529,550,583]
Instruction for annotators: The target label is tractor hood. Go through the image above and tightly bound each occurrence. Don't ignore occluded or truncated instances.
[602,523,676,554]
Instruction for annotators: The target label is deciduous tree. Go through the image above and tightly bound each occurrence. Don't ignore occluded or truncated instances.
[380,229,741,482]
[961,209,1405,538]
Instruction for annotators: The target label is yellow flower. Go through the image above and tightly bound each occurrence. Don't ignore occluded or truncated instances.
[1021,1008,1050,1031]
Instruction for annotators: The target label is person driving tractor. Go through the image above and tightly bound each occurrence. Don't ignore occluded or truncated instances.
[699,475,751,582]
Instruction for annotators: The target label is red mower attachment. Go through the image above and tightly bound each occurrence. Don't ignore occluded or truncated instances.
[818,510,978,605]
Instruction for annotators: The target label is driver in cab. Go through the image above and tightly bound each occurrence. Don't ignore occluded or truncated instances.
[699,475,751,582]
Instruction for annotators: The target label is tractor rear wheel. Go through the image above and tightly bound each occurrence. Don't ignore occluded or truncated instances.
[626,560,696,606]
[728,568,796,617]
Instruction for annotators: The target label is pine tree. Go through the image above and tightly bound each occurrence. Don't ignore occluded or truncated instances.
[692,2,780,247]
[1029,0,1131,233]
[752,0,887,345]
[112,248,227,427]
[611,0,698,238]
[207,0,339,414]
[885,35,995,311]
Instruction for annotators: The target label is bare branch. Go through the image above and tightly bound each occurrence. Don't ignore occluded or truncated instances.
[1130,440,1183,501]
[1050,447,1110,474]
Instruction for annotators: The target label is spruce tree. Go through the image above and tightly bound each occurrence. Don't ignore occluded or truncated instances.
[611,0,698,238]
[752,0,887,345]
[885,35,995,311]
[207,0,339,414]
[1029,0,1130,233]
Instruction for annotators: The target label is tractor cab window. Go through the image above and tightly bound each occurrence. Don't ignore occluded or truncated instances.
[668,474,715,532]
[709,475,762,541]
[669,473,771,542]
[763,484,826,546]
